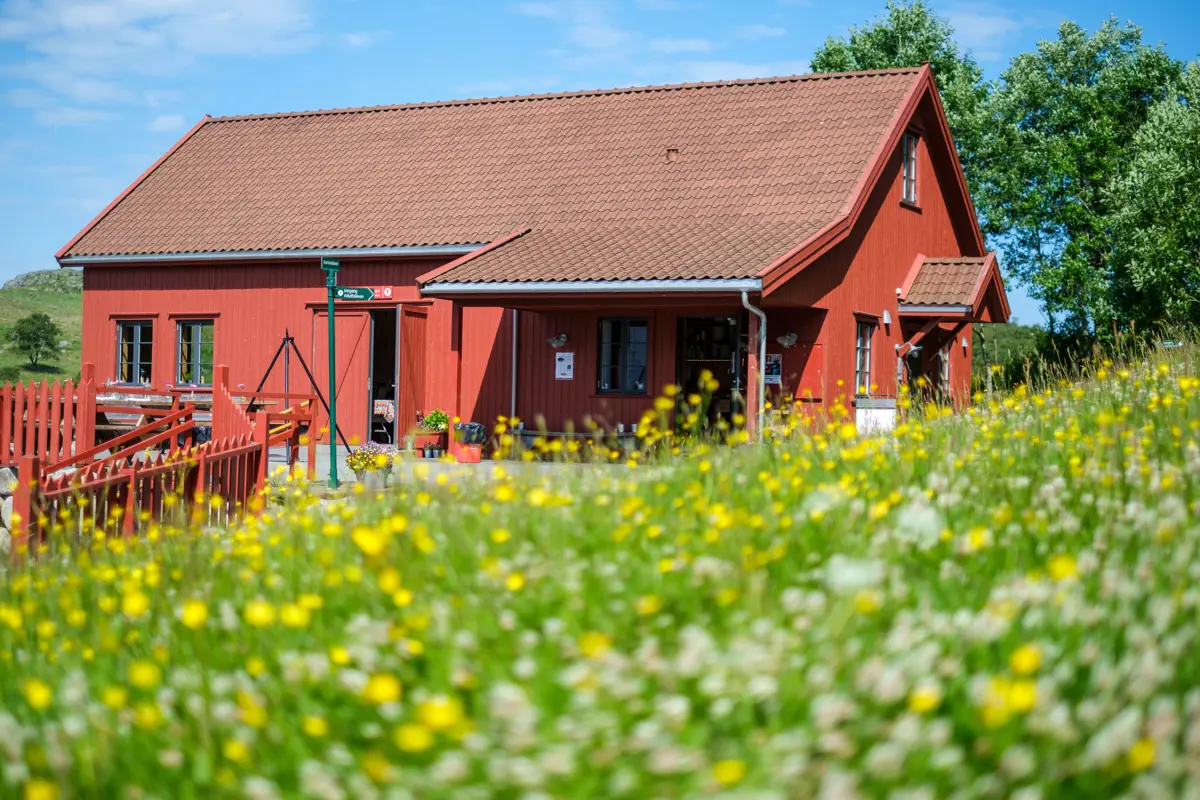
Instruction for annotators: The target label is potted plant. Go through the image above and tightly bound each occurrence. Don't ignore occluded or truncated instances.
[346,441,395,490]
[413,409,449,458]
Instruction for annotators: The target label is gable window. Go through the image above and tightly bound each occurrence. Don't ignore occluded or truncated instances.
[117,320,154,385]
[855,320,876,397]
[902,132,919,205]
[598,318,648,394]
[177,320,215,386]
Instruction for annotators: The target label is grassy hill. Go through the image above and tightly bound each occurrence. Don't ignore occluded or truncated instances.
[0,269,83,384]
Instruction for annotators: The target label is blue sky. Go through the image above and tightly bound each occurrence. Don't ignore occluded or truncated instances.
[1,0,1198,325]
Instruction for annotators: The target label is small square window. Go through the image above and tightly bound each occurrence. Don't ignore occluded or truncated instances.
[855,321,876,397]
[902,132,919,205]
[177,320,215,386]
[116,320,153,384]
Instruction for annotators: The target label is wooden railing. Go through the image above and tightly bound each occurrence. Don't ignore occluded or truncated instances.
[1,373,95,469]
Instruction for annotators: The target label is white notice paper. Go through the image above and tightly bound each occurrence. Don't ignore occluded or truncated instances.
[556,352,575,380]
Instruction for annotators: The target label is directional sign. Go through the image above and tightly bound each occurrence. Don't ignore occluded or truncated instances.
[334,286,375,301]
[321,257,341,271]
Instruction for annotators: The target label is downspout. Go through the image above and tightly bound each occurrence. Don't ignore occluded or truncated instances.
[510,309,519,419]
[741,291,766,443]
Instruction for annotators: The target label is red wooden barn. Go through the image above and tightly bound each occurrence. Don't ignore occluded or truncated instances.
[58,65,1008,444]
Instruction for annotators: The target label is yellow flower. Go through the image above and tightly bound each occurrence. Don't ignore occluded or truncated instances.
[579,631,612,660]
[180,599,208,629]
[1010,644,1042,675]
[908,685,942,714]
[101,686,127,710]
[133,701,162,730]
[302,716,329,737]
[22,679,52,711]
[122,590,150,619]
[363,673,402,705]
[222,738,249,763]
[351,525,389,557]
[1047,554,1077,581]
[491,528,511,543]
[853,590,881,614]
[280,603,311,629]
[394,723,433,753]
[712,759,747,786]
[330,646,352,666]
[244,599,276,628]
[23,779,58,800]
[129,660,162,689]
[635,595,663,616]
[1128,738,1156,772]
[417,695,464,732]
[505,572,525,592]
[246,657,267,677]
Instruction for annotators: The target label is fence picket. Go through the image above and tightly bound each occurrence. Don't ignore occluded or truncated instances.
[24,382,37,457]
[0,382,10,461]
[48,381,63,462]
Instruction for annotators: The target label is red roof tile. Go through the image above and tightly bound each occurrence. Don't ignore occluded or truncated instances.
[902,256,991,306]
[61,67,925,276]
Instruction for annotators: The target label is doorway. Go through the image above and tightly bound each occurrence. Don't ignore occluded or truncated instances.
[677,316,743,423]
[368,308,398,443]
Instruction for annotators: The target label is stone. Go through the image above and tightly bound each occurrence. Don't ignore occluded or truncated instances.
[1,495,11,529]
[0,467,15,496]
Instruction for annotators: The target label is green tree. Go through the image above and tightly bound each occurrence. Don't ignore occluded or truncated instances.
[1107,61,1200,326]
[8,312,61,367]
[974,19,1183,331]
[810,0,988,190]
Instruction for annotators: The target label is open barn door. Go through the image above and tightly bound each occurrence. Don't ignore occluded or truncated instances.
[312,310,370,444]
[397,305,428,438]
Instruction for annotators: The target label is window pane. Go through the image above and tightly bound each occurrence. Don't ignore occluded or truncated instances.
[598,318,648,394]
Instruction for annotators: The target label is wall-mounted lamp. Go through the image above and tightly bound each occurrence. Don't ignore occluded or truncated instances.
[882,310,892,325]
[776,331,798,348]
[961,336,969,353]
[547,333,568,348]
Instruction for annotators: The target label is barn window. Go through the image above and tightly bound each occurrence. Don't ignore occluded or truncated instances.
[598,318,648,394]
[117,321,154,385]
[902,132,919,205]
[176,320,215,386]
[939,345,951,387]
[855,320,876,397]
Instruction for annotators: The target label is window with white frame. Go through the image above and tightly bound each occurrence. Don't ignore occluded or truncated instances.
[855,320,876,397]
[117,320,153,385]
[939,345,951,387]
[902,132,919,205]
[176,319,215,386]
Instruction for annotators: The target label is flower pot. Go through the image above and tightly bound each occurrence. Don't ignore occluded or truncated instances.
[360,470,388,492]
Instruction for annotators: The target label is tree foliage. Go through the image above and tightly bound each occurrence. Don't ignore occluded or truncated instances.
[1107,62,1200,326]
[973,19,1183,331]
[810,0,988,190]
[8,312,61,367]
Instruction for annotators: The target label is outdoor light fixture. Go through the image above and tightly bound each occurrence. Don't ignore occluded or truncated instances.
[962,336,969,352]
[776,332,798,348]
[547,333,568,348]
[882,310,892,325]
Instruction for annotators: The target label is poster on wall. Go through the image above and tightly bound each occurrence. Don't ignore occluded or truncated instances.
[555,352,575,380]
[764,353,783,385]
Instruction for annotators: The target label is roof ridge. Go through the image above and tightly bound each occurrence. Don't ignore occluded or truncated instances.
[207,66,924,123]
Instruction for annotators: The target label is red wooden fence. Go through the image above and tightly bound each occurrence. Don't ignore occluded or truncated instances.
[1,367,96,469]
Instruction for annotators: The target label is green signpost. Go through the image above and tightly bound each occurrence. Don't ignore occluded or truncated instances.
[333,286,375,301]
[321,257,341,488]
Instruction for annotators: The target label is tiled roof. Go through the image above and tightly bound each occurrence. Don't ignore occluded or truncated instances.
[62,67,924,271]
[902,256,991,306]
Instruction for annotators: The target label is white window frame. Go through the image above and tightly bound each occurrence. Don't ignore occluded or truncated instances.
[855,320,876,397]
[176,319,215,387]
[902,132,918,205]
[116,320,154,385]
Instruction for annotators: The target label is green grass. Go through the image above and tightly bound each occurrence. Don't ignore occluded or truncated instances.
[0,273,82,384]
[1,347,1199,797]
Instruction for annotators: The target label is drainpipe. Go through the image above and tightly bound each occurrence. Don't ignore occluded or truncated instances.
[510,309,519,419]
[741,291,766,443]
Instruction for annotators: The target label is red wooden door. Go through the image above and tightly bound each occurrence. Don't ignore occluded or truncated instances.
[312,310,371,444]
[397,306,428,437]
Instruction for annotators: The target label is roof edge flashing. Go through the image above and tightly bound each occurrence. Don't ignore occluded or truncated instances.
[59,244,485,265]
[423,278,763,295]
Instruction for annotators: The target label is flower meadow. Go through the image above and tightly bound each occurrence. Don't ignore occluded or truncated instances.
[4,352,1200,799]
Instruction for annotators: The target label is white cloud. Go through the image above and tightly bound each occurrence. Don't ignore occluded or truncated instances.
[342,29,390,48]
[635,0,682,9]
[512,2,563,19]
[34,106,119,126]
[0,0,318,124]
[736,23,787,39]
[147,114,186,132]
[671,59,810,83]
[649,36,712,54]
[942,4,1055,59]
